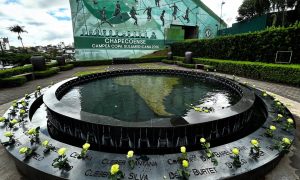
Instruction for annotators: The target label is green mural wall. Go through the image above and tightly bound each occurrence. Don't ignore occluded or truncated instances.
[70,0,227,60]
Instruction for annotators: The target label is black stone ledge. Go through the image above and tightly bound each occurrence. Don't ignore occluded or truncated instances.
[0,77,296,180]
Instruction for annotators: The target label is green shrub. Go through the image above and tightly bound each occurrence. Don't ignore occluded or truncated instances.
[70,60,112,67]
[33,67,60,79]
[194,58,300,86]
[70,56,165,67]
[0,53,31,65]
[59,64,74,71]
[171,25,300,64]
[46,62,58,68]
[176,61,195,69]
[162,59,176,64]
[0,65,33,78]
[0,76,27,87]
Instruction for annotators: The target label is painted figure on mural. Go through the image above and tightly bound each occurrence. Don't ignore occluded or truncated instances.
[130,6,138,26]
[93,0,98,5]
[182,7,190,23]
[144,7,152,21]
[155,0,160,7]
[150,32,157,39]
[102,29,107,37]
[113,1,122,19]
[100,7,113,27]
[114,30,119,37]
[170,3,179,20]
[160,10,166,26]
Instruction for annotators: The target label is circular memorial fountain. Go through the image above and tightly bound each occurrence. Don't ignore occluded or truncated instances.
[0,68,296,180]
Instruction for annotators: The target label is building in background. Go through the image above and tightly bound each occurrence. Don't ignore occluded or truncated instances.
[69,0,226,61]
[0,37,10,51]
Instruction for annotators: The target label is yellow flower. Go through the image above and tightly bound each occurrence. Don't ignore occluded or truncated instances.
[274,98,279,102]
[253,85,256,87]
[232,148,239,155]
[20,109,26,115]
[19,147,28,154]
[270,125,276,131]
[82,143,90,150]
[282,138,291,145]
[182,160,189,168]
[263,93,268,97]
[204,109,209,113]
[276,102,281,106]
[110,164,120,175]
[200,138,206,143]
[27,128,36,135]
[0,117,6,122]
[287,118,294,124]
[180,146,186,153]
[10,119,18,125]
[57,148,67,156]
[127,150,134,158]
[277,114,283,118]
[42,140,49,147]
[4,132,13,137]
[12,103,17,107]
[37,86,41,90]
[251,139,259,147]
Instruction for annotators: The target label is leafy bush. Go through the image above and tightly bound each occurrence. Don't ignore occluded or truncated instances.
[0,65,33,78]
[46,62,58,68]
[33,67,60,79]
[59,64,74,71]
[162,59,176,64]
[0,53,31,65]
[70,56,166,67]
[171,24,300,64]
[0,76,27,87]
[176,61,195,69]
[194,58,300,86]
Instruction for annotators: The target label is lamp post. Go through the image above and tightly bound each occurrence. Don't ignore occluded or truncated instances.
[219,1,225,29]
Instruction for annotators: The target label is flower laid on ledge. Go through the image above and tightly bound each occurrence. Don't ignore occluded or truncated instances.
[19,146,33,158]
[265,125,276,137]
[127,150,135,170]
[52,147,72,171]
[0,117,8,124]
[177,160,190,180]
[19,109,26,120]
[284,118,294,131]
[1,131,15,146]
[78,142,91,159]
[9,119,19,128]
[273,114,283,122]
[200,138,218,166]
[24,94,30,100]
[27,127,40,143]
[20,100,28,109]
[109,164,124,180]
[36,86,41,93]
[230,148,241,168]
[274,137,292,154]
[42,140,55,153]
[180,146,187,160]
[250,139,260,159]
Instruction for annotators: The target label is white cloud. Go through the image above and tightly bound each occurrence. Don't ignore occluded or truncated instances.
[201,0,243,27]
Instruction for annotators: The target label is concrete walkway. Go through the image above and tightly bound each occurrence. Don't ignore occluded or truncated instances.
[0,63,299,180]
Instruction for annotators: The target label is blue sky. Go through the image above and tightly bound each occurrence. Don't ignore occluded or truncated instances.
[0,0,242,47]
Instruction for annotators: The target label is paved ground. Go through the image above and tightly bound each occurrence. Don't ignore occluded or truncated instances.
[0,63,300,180]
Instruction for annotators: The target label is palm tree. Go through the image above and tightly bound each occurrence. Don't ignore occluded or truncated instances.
[8,25,27,49]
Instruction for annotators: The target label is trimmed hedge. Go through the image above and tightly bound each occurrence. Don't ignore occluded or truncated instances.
[162,59,176,64]
[46,62,58,68]
[70,56,166,67]
[59,64,74,71]
[176,61,195,69]
[194,58,300,86]
[33,67,60,79]
[0,76,27,87]
[171,24,300,64]
[0,65,33,78]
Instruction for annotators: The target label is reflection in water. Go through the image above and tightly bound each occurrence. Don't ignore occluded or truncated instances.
[60,75,240,122]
